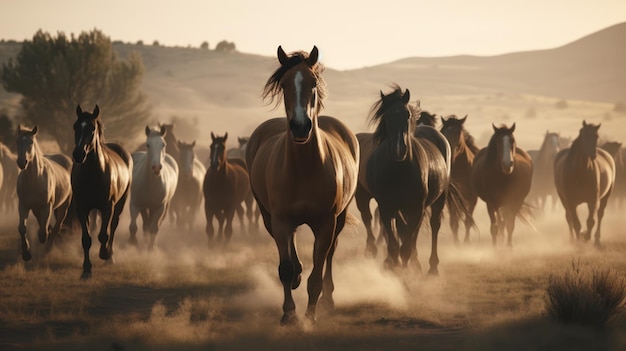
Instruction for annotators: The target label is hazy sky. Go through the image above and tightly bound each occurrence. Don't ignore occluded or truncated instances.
[1,0,625,70]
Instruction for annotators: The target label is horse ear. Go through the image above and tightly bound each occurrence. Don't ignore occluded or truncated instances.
[492,123,498,132]
[596,123,601,130]
[159,124,167,136]
[31,126,38,135]
[306,46,319,67]
[93,105,100,118]
[76,105,83,117]
[277,46,288,65]
[211,132,215,141]
[510,123,516,133]
[460,115,468,123]
[583,120,587,127]
[380,90,385,100]
[402,89,410,103]
[145,126,151,136]
[191,140,196,147]
[224,132,228,142]
[441,115,448,123]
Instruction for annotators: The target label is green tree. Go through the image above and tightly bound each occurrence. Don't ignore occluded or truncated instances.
[1,29,150,154]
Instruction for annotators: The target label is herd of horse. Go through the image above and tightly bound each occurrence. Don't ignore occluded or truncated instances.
[0,46,624,324]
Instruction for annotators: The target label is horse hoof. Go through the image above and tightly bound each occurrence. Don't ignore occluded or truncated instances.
[80,272,92,280]
[319,295,335,312]
[99,247,111,260]
[280,312,299,326]
[22,251,32,261]
[38,233,47,244]
[427,268,439,276]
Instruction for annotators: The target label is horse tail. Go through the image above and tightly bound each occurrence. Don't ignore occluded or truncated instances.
[446,179,478,233]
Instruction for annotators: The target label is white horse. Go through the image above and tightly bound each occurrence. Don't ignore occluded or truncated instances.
[129,125,179,250]
[171,140,206,232]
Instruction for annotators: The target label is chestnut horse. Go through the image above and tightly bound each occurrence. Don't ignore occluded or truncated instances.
[554,121,615,246]
[471,123,533,247]
[440,115,480,243]
[71,105,132,279]
[246,46,359,324]
[15,125,72,260]
[203,132,250,243]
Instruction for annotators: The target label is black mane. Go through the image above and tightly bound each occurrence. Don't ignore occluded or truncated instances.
[369,84,408,145]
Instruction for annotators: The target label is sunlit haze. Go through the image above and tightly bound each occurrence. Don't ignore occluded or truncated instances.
[1,0,625,70]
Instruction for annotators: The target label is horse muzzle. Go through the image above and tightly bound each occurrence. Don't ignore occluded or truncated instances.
[152,164,162,176]
[289,118,312,143]
[501,162,514,175]
[73,148,87,163]
[16,157,27,169]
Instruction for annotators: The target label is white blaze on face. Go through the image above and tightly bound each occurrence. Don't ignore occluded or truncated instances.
[147,134,164,171]
[502,135,514,172]
[293,71,307,122]
[78,121,87,146]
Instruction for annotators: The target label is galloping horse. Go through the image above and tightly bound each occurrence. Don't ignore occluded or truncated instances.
[172,139,205,232]
[527,131,562,212]
[440,115,480,243]
[554,121,615,246]
[203,132,250,243]
[226,136,249,161]
[71,105,132,279]
[471,123,533,247]
[129,125,179,250]
[367,85,466,273]
[15,125,72,260]
[246,46,359,324]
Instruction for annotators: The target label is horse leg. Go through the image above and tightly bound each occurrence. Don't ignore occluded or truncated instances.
[98,204,114,261]
[319,210,347,312]
[148,204,166,251]
[224,207,236,243]
[77,207,93,279]
[129,204,140,246]
[46,199,70,253]
[34,205,52,244]
[487,203,499,246]
[505,206,517,248]
[17,202,32,261]
[216,211,225,241]
[379,206,400,269]
[594,193,610,247]
[398,207,422,269]
[463,197,477,244]
[355,186,376,258]
[427,196,446,275]
[585,199,598,243]
[305,215,337,323]
[204,200,215,241]
[271,217,299,325]
[235,204,245,233]
[569,204,582,241]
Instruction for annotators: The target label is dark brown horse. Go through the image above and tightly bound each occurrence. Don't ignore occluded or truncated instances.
[203,132,251,243]
[440,115,479,243]
[355,131,381,257]
[554,121,615,246]
[71,105,132,279]
[471,123,533,247]
[367,85,467,274]
[15,125,72,260]
[600,141,625,209]
[415,110,438,128]
[527,131,562,212]
[246,46,359,324]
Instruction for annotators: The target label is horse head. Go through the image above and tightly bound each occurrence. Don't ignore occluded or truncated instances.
[263,46,326,144]
[370,85,413,162]
[579,120,601,160]
[209,132,228,170]
[491,123,517,175]
[16,124,38,169]
[177,140,197,178]
[441,115,468,157]
[145,125,167,176]
[73,104,101,163]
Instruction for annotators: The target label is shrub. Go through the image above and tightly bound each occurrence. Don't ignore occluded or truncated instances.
[545,259,626,327]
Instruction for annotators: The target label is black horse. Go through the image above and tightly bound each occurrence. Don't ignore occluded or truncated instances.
[366,85,468,274]
[71,105,133,279]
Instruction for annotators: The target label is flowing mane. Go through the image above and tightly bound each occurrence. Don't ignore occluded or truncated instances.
[369,84,408,145]
[261,50,327,112]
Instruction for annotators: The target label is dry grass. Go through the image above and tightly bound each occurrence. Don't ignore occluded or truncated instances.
[546,259,626,327]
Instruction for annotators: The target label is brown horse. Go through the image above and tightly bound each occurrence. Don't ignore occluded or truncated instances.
[471,123,533,247]
[246,46,359,324]
[72,105,133,279]
[203,132,250,243]
[172,139,206,232]
[440,115,480,243]
[527,131,562,212]
[15,125,72,260]
[554,121,615,246]
[366,85,468,273]
[355,131,382,257]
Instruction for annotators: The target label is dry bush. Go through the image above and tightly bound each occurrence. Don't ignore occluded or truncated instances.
[545,259,626,327]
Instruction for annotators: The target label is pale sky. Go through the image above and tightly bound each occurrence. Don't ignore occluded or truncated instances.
[1,0,625,70]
